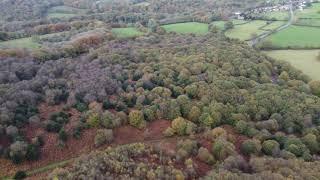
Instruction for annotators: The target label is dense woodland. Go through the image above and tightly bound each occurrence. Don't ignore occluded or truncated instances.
[1,0,320,179]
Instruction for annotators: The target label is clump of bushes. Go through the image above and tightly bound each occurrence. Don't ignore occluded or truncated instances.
[164,117,196,136]
[129,110,146,129]
[197,147,215,165]
[94,129,114,147]
[262,140,280,156]
[240,139,261,155]
[212,138,236,161]
[176,139,198,161]
[45,112,69,133]
[204,127,227,141]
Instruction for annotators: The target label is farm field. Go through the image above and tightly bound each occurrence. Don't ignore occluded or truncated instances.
[261,21,285,31]
[295,3,320,19]
[0,37,40,49]
[294,19,320,27]
[262,11,289,20]
[211,19,248,30]
[47,5,87,19]
[161,22,209,34]
[265,25,320,48]
[263,50,320,80]
[111,28,144,38]
[225,20,268,41]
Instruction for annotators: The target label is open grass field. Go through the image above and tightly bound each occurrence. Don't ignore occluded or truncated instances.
[212,19,248,30]
[263,50,320,80]
[265,25,320,48]
[296,3,320,19]
[111,28,144,38]
[47,5,87,19]
[261,21,285,31]
[263,11,289,20]
[294,18,320,27]
[225,20,268,41]
[0,37,40,49]
[161,22,209,34]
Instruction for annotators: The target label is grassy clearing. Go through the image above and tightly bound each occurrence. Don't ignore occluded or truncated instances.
[263,50,320,80]
[111,28,144,38]
[161,22,209,35]
[294,19,320,27]
[263,11,289,20]
[261,21,285,31]
[225,20,268,41]
[296,3,320,19]
[47,5,87,19]
[26,159,72,176]
[212,20,248,30]
[265,25,320,48]
[0,37,40,49]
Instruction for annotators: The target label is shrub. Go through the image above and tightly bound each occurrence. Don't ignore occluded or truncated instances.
[58,128,68,142]
[176,95,192,117]
[274,132,287,148]
[262,140,280,156]
[212,138,236,160]
[163,127,175,137]
[235,120,249,134]
[14,171,27,180]
[6,125,19,138]
[94,129,114,147]
[26,144,40,161]
[188,106,201,122]
[302,133,320,154]
[45,120,62,133]
[199,113,215,127]
[197,147,215,165]
[9,141,28,164]
[204,127,227,141]
[223,155,249,172]
[176,139,198,161]
[100,111,121,129]
[309,80,320,97]
[46,112,70,132]
[284,137,308,157]
[74,102,88,112]
[86,111,100,128]
[256,119,279,131]
[240,139,261,155]
[185,84,198,98]
[171,117,187,135]
[143,107,157,122]
[102,99,115,109]
[224,21,234,30]
[129,110,146,129]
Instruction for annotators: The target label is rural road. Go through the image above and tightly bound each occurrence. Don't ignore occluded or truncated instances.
[249,0,294,46]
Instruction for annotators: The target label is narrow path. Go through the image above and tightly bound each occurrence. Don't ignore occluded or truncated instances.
[249,1,294,47]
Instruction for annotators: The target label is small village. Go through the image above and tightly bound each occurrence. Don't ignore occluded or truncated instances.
[235,0,318,20]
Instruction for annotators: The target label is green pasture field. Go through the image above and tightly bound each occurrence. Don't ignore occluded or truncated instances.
[0,37,40,49]
[225,20,268,40]
[111,28,144,38]
[161,22,209,35]
[294,19,320,27]
[263,50,320,80]
[265,25,320,48]
[261,21,286,31]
